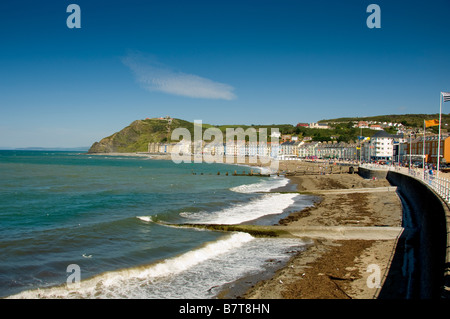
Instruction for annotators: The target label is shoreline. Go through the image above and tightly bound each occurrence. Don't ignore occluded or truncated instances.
[219,161,403,299]
[88,153,404,299]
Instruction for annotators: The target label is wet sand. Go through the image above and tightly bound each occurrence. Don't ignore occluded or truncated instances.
[229,160,404,299]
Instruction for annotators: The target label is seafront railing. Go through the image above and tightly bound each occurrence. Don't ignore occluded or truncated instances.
[360,163,450,204]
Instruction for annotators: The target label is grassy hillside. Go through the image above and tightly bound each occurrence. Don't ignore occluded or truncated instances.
[88,113,450,153]
[89,118,196,153]
[88,119,299,153]
[319,113,450,128]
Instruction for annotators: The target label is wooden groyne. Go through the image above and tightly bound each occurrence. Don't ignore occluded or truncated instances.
[192,170,271,177]
[281,164,357,177]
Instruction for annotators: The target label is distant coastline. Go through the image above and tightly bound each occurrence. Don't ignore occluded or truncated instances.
[0,147,90,152]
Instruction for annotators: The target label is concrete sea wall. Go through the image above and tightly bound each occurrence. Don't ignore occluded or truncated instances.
[359,169,449,299]
[357,166,389,180]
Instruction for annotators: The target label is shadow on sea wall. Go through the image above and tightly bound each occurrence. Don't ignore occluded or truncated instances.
[357,166,389,180]
[361,170,449,299]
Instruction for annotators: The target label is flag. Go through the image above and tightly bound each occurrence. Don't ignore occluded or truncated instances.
[443,92,450,102]
[425,119,440,127]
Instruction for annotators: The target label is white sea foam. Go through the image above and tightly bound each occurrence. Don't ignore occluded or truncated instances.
[7,232,254,299]
[230,176,289,193]
[179,193,298,224]
[136,216,152,222]
[8,234,311,299]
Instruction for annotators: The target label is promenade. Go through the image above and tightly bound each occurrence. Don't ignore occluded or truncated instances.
[361,163,450,204]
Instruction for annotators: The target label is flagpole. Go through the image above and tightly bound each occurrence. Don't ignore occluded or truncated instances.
[359,127,362,164]
[423,120,425,176]
[437,92,442,177]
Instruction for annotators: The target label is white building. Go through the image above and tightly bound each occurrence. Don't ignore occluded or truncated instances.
[363,131,404,161]
[280,141,301,157]
[270,131,281,139]
[309,122,329,129]
[316,142,358,160]
[297,142,320,158]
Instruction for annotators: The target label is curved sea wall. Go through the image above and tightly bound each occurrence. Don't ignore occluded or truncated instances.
[357,166,389,180]
[359,168,449,299]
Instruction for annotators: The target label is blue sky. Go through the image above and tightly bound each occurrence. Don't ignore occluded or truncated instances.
[0,0,449,148]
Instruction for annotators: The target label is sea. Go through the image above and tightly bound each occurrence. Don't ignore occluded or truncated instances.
[0,151,315,299]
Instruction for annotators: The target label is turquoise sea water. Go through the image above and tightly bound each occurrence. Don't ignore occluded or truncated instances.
[0,151,313,298]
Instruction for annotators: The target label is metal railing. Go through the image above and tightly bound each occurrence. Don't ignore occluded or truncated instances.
[360,163,450,203]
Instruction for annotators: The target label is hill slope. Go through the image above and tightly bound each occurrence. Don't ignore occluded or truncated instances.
[89,114,450,153]
[319,113,450,128]
[88,118,197,153]
[88,118,295,153]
